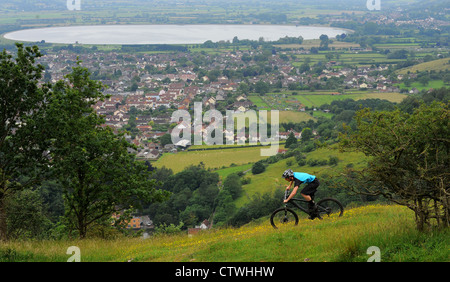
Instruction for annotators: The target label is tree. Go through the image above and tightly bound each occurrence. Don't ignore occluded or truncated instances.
[0,44,51,241]
[319,34,329,50]
[222,173,243,200]
[285,132,298,148]
[254,80,270,95]
[340,102,449,231]
[5,188,52,240]
[160,133,172,147]
[299,62,310,73]
[213,190,235,225]
[46,63,169,238]
[252,160,266,174]
[301,127,313,142]
[151,164,220,228]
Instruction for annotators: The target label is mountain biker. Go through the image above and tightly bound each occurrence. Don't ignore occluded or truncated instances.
[282,169,319,216]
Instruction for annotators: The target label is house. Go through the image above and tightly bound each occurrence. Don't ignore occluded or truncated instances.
[236,94,247,101]
[112,213,153,230]
[409,88,419,94]
[205,96,216,107]
[137,125,152,132]
[231,101,254,111]
[139,216,153,229]
[188,219,211,236]
[164,144,177,153]
[136,149,160,160]
[147,142,160,151]
[128,217,141,229]
[147,149,160,159]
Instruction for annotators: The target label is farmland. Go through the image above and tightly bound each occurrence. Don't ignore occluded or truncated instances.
[154,145,268,173]
[248,91,407,111]
[397,58,450,75]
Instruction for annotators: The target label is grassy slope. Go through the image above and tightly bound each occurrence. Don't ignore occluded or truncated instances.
[234,146,367,208]
[2,204,448,262]
[397,58,450,75]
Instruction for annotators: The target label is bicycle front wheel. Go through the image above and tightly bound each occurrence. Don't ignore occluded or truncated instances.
[270,207,299,229]
[316,198,344,219]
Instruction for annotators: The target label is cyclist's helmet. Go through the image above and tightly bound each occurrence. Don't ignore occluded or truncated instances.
[282,169,294,179]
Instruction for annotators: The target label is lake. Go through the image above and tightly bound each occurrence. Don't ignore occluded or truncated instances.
[4,24,347,45]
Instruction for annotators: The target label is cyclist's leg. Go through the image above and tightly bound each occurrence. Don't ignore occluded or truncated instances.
[301,179,320,216]
[301,179,319,202]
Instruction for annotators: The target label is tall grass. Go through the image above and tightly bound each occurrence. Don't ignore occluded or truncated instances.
[1,205,448,262]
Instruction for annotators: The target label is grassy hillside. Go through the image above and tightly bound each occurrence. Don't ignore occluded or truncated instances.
[1,205,448,262]
[234,146,367,208]
[249,92,407,111]
[397,58,450,75]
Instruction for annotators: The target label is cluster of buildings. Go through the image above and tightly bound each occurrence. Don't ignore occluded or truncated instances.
[36,43,406,162]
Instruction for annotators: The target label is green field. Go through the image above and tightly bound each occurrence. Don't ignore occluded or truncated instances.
[297,92,407,106]
[292,52,404,66]
[2,204,448,262]
[154,146,268,173]
[397,58,450,75]
[396,80,446,91]
[249,91,407,111]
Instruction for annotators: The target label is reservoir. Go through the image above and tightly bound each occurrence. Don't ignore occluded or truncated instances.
[4,24,347,45]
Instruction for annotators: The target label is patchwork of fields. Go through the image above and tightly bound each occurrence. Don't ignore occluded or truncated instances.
[155,90,406,175]
[249,91,407,111]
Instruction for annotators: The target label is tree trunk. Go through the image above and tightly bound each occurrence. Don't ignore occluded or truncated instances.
[79,218,87,239]
[0,197,8,241]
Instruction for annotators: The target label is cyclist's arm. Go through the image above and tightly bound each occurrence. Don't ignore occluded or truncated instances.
[286,180,293,190]
[284,185,299,202]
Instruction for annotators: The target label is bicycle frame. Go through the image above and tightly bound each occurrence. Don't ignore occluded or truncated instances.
[283,190,311,215]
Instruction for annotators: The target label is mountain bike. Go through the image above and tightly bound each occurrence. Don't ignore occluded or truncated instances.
[270,190,344,229]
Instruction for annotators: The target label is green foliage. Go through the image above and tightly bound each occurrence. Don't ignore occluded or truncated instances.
[285,132,297,148]
[148,164,220,228]
[229,189,284,227]
[153,221,184,236]
[160,133,172,147]
[340,102,450,231]
[222,173,243,200]
[252,160,266,174]
[213,190,236,225]
[5,189,52,240]
[0,43,51,240]
[43,62,169,238]
[301,127,313,142]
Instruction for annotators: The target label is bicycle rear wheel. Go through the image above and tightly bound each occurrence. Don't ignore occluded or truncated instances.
[270,207,299,229]
[316,198,344,219]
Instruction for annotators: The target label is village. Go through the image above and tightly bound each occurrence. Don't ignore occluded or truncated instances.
[35,42,407,165]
